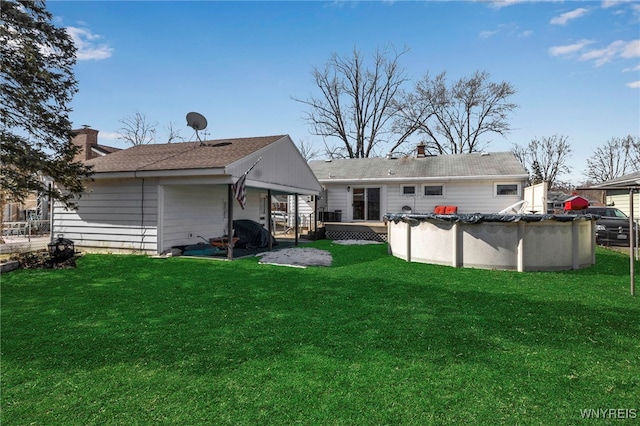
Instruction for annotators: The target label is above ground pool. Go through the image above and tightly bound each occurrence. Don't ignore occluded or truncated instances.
[384,213,597,272]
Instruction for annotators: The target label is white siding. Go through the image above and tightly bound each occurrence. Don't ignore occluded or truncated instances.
[322,179,525,222]
[227,136,321,194]
[161,184,226,251]
[324,184,349,221]
[54,178,158,253]
[161,185,263,252]
[606,192,640,218]
[386,180,524,214]
[286,195,314,226]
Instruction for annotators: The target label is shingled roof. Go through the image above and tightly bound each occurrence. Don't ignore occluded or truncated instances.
[85,135,287,173]
[588,171,640,188]
[308,152,528,181]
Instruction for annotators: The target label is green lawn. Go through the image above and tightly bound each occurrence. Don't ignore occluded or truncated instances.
[2,241,639,425]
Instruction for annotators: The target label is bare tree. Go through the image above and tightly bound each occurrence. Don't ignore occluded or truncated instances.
[117,110,157,146]
[293,46,410,158]
[295,138,321,161]
[584,136,632,183]
[512,135,572,189]
[395,71,518,154]
[166,121,185,143]
[623,134,640,172]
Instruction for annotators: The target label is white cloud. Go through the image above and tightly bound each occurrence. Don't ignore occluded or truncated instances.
[602,0,633,9]
[66,27,113,61]
[488,0,528,9]
[549,39,639,66]
[626,80,640,88]
[98,132,121,141]
[550,8,589,25]
[578,39,639,66]
[620,39,640,58]
[548,39,593,56]
[622,64,640,72]
[479,30,499,39]
[579,40,626,66]
[479,23,529,39]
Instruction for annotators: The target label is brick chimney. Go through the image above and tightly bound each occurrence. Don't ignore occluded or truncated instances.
[416,142,426,158]
[71,127,99,162]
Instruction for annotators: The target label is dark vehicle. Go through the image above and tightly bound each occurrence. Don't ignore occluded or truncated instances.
[585,207,637,246]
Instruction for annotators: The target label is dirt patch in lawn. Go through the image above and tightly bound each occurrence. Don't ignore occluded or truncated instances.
[255,239,383,268]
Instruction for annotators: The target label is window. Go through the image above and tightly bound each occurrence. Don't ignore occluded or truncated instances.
[424,185,443,196]
[496,184,519,196]
[402,185,416,196]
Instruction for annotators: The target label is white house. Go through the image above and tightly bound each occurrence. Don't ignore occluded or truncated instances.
[53,131,321,255]
[308,150,530,223]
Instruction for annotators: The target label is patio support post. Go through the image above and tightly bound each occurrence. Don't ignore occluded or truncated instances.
[227,184,234,260]
[313,195,318,240]
[267,189,273,251]
[294,193,299,246]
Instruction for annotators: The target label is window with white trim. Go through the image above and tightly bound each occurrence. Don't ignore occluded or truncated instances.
[423,185,444,197]
[402,185,416,196]
[495,183,519,196]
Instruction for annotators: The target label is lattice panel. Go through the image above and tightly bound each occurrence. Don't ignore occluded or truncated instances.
[326,230,388,242]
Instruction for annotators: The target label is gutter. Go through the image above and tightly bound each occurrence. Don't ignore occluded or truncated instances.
[318,174,530,184]
[89,168,227,180]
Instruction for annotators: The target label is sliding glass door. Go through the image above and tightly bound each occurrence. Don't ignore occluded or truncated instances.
[352,187,380,221]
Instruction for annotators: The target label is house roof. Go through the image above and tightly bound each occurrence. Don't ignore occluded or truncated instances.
[85,135,288,173]
[308,152,529,182]
[587,171,640,189]
[92,144,121,155]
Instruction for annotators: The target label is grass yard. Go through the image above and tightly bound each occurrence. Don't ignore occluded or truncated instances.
[1,241,639,425]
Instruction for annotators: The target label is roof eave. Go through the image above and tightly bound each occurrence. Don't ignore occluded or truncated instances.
[317,174,529,184]
[89,167,227,179]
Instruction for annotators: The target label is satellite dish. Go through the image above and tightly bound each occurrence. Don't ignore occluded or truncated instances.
[186,112,208,143]
[186,112,207,131]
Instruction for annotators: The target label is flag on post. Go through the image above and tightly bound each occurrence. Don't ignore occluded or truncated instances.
[232,173,248,209]
[232,157,261,210]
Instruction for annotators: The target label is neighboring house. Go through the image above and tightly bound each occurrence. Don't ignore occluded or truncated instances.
[54,133,321,254]
[2,128,118,229]
[71,127,121,162]
[588,171,640,219]
[308,149,529,223]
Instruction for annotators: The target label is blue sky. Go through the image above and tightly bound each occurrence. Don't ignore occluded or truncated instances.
[48,0,639,184]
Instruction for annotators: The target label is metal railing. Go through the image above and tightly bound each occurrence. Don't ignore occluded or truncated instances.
[1,221,51,255]
[2,220,50,237]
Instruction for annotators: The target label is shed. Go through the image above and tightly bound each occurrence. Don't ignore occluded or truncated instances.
[564,195,589,211]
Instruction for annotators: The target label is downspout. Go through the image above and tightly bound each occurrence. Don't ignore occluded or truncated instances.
[140,177,145,253]
[630,188,635,296]
[134,171,146,253]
